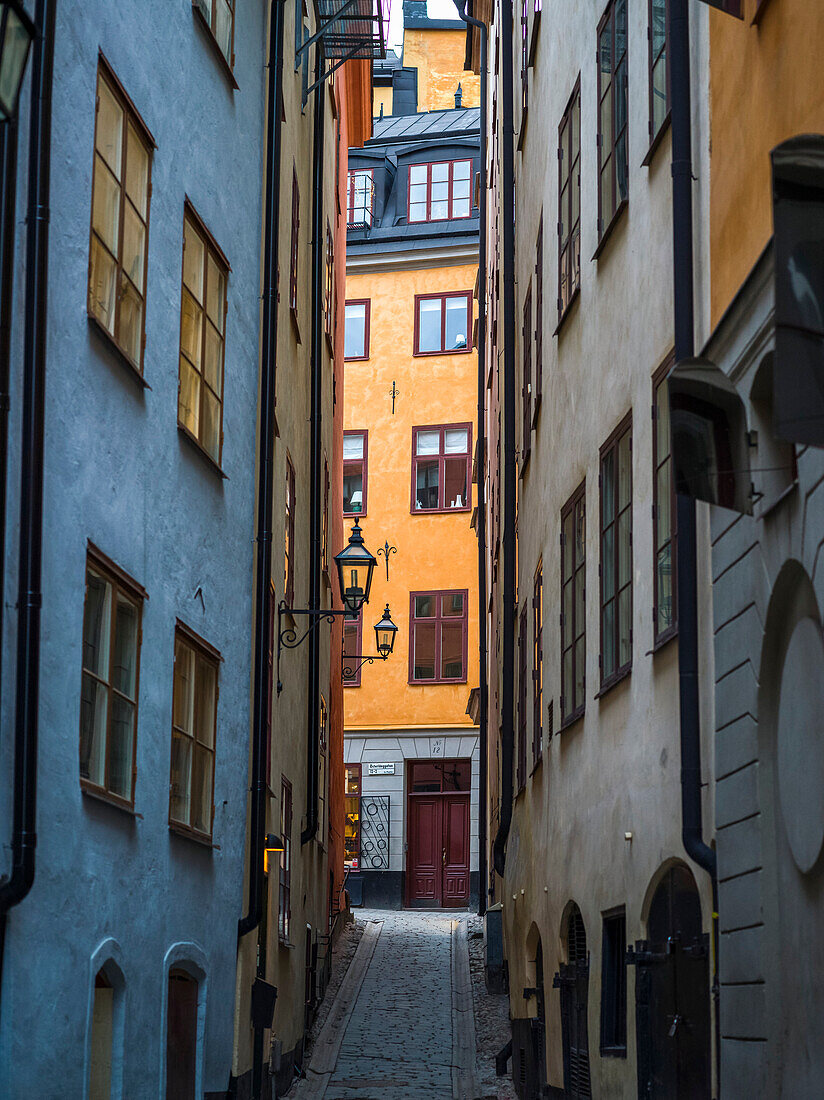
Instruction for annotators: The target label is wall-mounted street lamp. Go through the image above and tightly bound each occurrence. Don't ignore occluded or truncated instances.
[376,539,397,581]
[343,603,398,679]
[262,833,284,874]
[277,520,378,693]
[0,1,35,121]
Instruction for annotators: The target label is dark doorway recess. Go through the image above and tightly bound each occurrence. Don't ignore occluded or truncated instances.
[406,759,471,907]
[629,864,711,1099]
[554,903,592,1098]
[166,968,198,1100]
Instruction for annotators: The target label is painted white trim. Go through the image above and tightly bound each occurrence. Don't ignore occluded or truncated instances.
[84,937,126,1100]
[157,941,209,1100]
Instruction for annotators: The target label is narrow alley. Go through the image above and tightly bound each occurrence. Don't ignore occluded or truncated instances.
[294,912,480,1100]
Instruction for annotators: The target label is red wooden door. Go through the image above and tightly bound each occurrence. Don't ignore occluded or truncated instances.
[408,797,443,906]
[442,796,470,907]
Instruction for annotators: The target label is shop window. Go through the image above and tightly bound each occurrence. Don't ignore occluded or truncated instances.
[600,416,632,687]
[412,424,471,513]
[414,292,472,355]
[344,764,361,869]
[343,431,367,516]
[344,299,370,360]
[408,159,472,222]
[409,590,468,684]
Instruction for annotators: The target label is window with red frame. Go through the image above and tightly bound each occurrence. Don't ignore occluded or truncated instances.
[347,168,373,227]
[533,563,543,763]
[412,424,471,513]
[343,431,367,516]
[344,299,370,360]
[517,605,527,790]
[324,220,334,346]
[285,456,295,607]
[415,292,471,355]
[322,459,330,575]
[289,168,299,315]
[343,612,362,687]
[408,159,472,222]
[279,777,292,943]
[344,764,361,867]
[409,591,468,684]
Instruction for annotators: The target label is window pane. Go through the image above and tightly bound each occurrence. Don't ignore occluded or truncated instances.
[414,594,435,618]
[170,732,192,825]
[345,766,360,795]
[122,202,145,291]
[179,358,201,437]
[343,432,365,459]
[599,21,612,80]
[603,599,616,677]
[562,647,573,711]
[92,159,120,257]
[409,164,427,184]
[432,163,449,183]
[191,745,213,833]
[96,78,123,177]
[618,510,631,588]
[571,95,580,165]
[600,160,615,226]
[452,196,471,217]
[415,458,439,510]
[444,427,469,453]
[411,762,441,791]
[125,124,149,218]
[409,199,428,222]
[652,0,666,52]
[442,592,464,617]
[204,322,223,397]
[202,386,221,460]
[344,303,366,358]
[656,463,671,547]
[657,546,673,631]
[562,511,573,581]
[602,449,615,520]
[112,595,138,699]
[575,501,586,561]
[443,760,471,791]
[180,289,202,368]
[618,586,631,667]
[441,622,464,678]
[575,571,585,638]
[80,673,107,787]
[656,382,670,463]
[563,581,573,647]
[214,0,232,58]
[616,130,628,203]
[652,55,668,135]
[206,256,225,329]
[416,429,440,455]
[574,635,585,709]
[183,220,204,302]
[195,657,216,748]
[89,237,117,334]
[109,694,134,799]
[452,177,471,200]
[119,276,143,365]
[618,433,631,508]
[616,0,627,50]
[83,570,112,679]
[615,60,628,134]
[445,297,468,350]
[343,467,363,513]
[418,298,442,353]
[413,621,436,679]
[444,456,467,508]
[173,641,195,735]
[454,160,471,180]
[602,523,615,600]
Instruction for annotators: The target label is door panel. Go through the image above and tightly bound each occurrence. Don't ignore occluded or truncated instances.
[442,796,470,906]
[408,797,442,906]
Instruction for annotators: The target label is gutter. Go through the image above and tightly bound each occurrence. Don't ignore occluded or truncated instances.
[238,0,285,943]
[301,45,326,847]
[492,0,516,880]
[0,116,18,713]
[0,0,58,1009]
[455,0,488,916]
[669,0,720,1084]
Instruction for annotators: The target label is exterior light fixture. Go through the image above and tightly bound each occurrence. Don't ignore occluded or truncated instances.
[263,833,284,874]
[334,519,377,615]
[374,605,398,658]
[0,1,35,122]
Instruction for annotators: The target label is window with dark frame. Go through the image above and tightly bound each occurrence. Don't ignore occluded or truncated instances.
[344,764,361,867]
[266,583,275,788]
[410,759,471,793]
[520,0,529,121]
[347,168,374,227]
[414,292,472,356]
[409,590,468,684]
[169,626,219,841]
[289,168,300,317]
[193,0,235,67]
[178,206,228,466]
[412,424,472,513]
[648,0,670,148]
[343,431,367,516]
[324,220,334,347]
[533,563,543,764]
[534,217,543,412]
[600,910,627,1055]
[88,61,153,373]
[343,612,362,687]
[285,456,296,607]
[279,777,292,943]
[522,286,532,464]
[561,482,586,724]
[322,458,330,575]
[517,604,528,790]
[558,81,581,320]
[344,299,370,360]
[80,550,144,807]
[653,360,677,642]
[597,0,628,241]
[600,417,632,686]
[318,697,328,846]
[408,159,472,222]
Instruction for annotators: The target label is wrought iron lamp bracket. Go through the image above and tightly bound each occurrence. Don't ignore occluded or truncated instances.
[342,651,389,679]
[277,600,349,694]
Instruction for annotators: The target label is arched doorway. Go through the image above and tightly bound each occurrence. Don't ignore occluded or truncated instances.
[631,864,710,1098]
[553,903,591,1099]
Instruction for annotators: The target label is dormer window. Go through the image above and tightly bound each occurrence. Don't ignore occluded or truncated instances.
[408,159,472,222]
[347,169,374,228]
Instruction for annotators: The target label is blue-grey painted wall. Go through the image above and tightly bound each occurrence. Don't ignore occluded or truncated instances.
[0,2,267,1095]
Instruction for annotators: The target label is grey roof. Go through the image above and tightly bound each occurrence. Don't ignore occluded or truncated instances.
[373,48,402,80]
[368,106,480,146]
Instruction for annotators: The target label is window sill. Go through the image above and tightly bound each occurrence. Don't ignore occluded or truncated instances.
[642,113,671,167]
[81,781,140,817]
[344,510,367,520]
[595,664,632,700]
[600,1045,627,1060]
[651,624,678,654]
[278,938,295,949]
[757,477,798,520]
[517,107,528,152]
[529,752,543,778]
[87,313,150,388]
[169,822,217,849]
[520,448,531,478]
[531,393,542,430]
[325,331,335,357]
[554,286,580,337]
[592,198,629,262]
[559,707,585,734]
[408,677,468,687]
[413,347,473,358]
[514,782,526,801]
[411,506,472,516]
[192,3,239,90]
[344,354,370,363]
[290,307,302,345]
[177,424,228,479]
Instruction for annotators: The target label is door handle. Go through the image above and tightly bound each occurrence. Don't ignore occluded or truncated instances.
[442,847,447,866]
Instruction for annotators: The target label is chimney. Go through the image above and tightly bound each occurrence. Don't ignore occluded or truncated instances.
[392,67,418,116]
[455,83,463,108]
[402,0,427,24]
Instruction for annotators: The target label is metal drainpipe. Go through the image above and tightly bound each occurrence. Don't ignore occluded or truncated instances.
[239,0,285,947]
[0,0,58,1016]
[492,0,516,879]
[300,45,325,848]
[0,116,18,711]
[669,0,720,1089]
[455,0,488,916]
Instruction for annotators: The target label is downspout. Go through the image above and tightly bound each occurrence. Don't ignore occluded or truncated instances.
[300,45,325,847]
[0,0,57,1002]
[669,0,720,1087]
[492,0,516,879]
[0,116,18,709]
[455,0,488,916]
[239,0,285,943]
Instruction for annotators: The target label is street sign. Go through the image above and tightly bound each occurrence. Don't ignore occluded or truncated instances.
[367,762,395,775]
